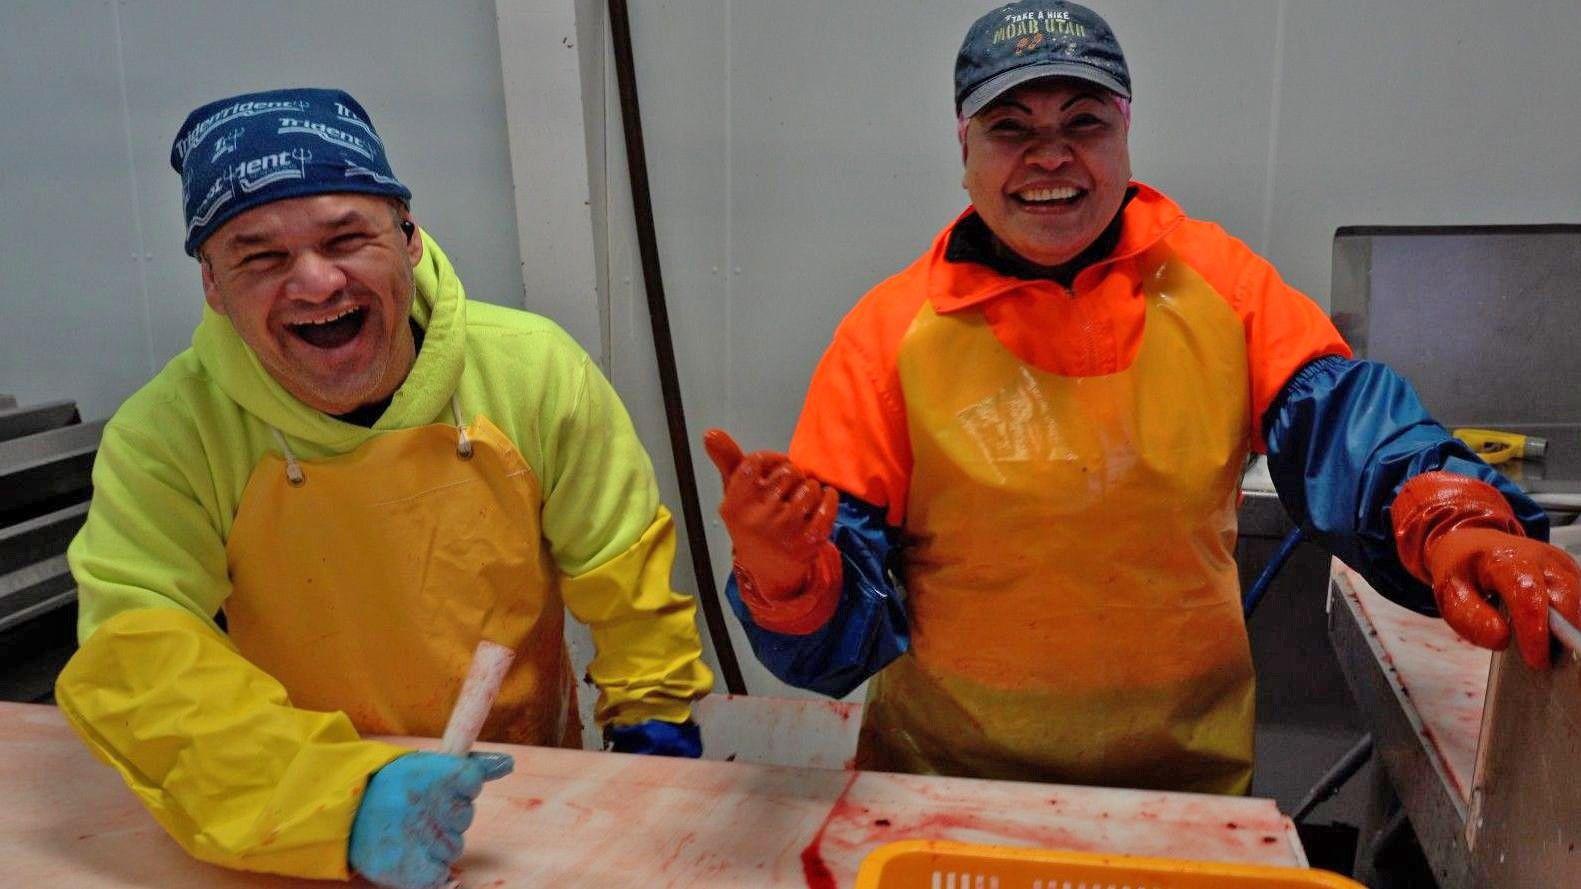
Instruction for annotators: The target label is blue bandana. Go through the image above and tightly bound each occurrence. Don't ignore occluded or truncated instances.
[171,87,411,256]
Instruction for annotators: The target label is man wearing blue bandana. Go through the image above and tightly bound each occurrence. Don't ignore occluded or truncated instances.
[53,88,715,888]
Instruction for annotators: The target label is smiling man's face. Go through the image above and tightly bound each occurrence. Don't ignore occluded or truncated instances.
[199,193,422,414]
[962,79,1131,267]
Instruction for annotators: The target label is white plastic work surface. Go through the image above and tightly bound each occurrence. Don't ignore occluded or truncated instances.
[2,703,1309,887]
[1330,562,1490,803]
[694,693,863,771]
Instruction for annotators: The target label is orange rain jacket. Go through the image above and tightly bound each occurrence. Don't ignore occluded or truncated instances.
[790,182,1346,524]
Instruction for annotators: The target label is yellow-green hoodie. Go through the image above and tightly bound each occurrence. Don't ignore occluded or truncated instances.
[54,234,713,878]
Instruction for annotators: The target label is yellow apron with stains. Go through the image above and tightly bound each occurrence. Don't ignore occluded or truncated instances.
[225,414,580,748]
[860,248,1255,794]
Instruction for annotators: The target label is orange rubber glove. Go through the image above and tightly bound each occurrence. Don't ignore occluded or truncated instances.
[1392,471,1581,669]
[703,429,843,634]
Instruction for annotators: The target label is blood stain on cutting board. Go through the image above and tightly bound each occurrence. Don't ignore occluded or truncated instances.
[800,772,860,889]
[824,804,1090,858]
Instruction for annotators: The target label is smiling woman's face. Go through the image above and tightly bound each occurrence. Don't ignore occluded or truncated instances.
[962,80,1131,267]
[199,193,422,414]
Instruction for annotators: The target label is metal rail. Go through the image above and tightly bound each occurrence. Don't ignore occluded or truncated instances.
[1549,607,1581,657]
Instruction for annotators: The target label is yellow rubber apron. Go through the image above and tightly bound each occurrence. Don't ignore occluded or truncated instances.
[860,248,1255,794]
[224,409,580,748]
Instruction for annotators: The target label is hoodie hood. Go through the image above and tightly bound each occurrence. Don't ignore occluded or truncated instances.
[191,230,467,449]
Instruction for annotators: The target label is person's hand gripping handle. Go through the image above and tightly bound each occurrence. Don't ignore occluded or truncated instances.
[349,641,516,889]
[1394,471,1581,670]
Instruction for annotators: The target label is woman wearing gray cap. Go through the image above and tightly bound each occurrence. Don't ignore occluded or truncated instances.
[704,0,1577,793]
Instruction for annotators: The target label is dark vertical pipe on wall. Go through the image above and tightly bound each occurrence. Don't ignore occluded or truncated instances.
[607,0,747,695]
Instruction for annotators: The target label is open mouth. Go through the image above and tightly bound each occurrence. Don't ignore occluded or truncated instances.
[1012,185,1085,208]
[288,306,367,349]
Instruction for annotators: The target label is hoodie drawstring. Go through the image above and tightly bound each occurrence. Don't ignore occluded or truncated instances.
[451,394,473,460]
[270,428,307,486]
[271,396,472,487]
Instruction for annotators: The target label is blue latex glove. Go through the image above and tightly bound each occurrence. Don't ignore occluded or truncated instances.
[348,751,514,889]
[607,719,703,758]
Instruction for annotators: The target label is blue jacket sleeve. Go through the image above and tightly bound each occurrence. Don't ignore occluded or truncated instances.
[724,494,910,698]
[1264,355,1548,614]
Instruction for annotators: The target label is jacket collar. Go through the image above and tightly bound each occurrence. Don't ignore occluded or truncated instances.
[926,181,1185,314]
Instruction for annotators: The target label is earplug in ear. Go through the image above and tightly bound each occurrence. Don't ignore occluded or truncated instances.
[400,220,416,240]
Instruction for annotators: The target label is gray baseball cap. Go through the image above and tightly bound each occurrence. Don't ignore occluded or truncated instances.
[955,1,1131,119]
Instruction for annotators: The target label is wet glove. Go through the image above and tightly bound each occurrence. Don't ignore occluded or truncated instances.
[704,428,843,634]
[1393,471,1581,669]
[607,719,704,757]
[348,751,514,889]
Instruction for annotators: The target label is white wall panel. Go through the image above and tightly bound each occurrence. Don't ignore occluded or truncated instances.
[497,0,607,366]
[1102,1,1283,247]
[0,2,155,418]
[1270,0,1581,303]
[2,0,523,420]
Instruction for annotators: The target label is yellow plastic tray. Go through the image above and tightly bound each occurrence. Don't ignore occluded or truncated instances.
[855,840,1366,888]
